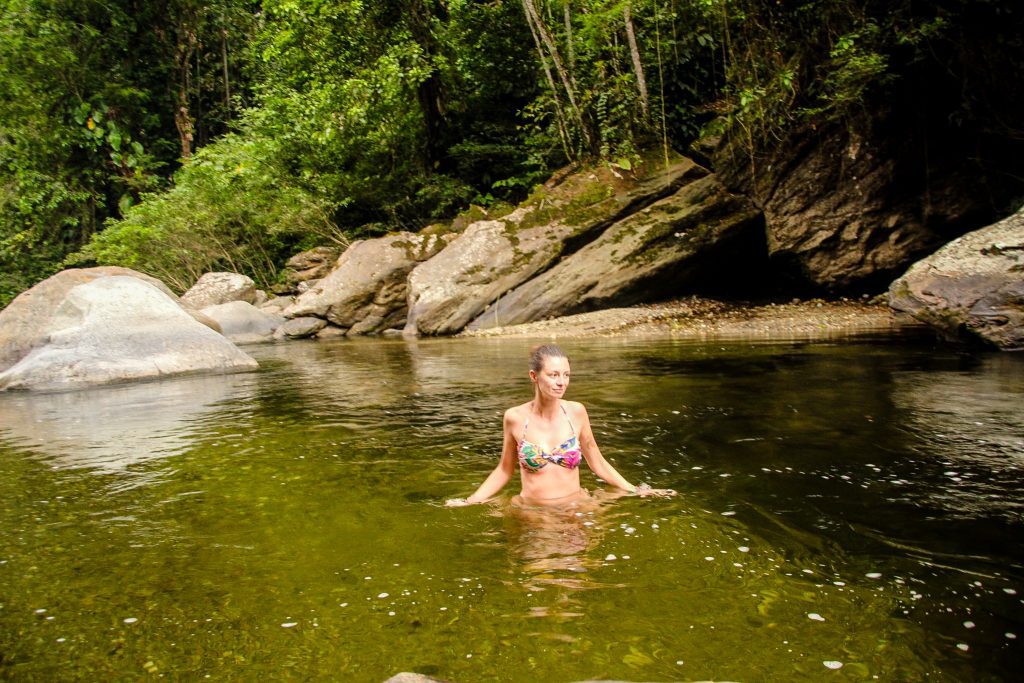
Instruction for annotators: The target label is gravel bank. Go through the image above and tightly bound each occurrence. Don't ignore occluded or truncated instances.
[459,296,910,340]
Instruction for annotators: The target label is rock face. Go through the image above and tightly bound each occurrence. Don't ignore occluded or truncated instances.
[468,174,761,330]
[180,272,258,309]
[405,158,706,335]
[715,120,994,291]
[281,246,340,288]
[200,301,285,344]
[0,266,180,373]
[889,206,1024,350]
[0,275,258,391]
[284,233,450,335]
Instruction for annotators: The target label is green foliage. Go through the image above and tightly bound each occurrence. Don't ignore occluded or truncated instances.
[3,0,1017,307]
[0,0,257,307]
[72,131,343,292]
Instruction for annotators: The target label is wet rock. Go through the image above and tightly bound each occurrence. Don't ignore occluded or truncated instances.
[274,316,327,340]
[180,272,257,309]
[1,266,183,373]
[0,275,257,391]
[200,301,285,344]
[285,232,450,335]
[889,205,1024,350]
[468,174,760,330]
[405,158,707,335]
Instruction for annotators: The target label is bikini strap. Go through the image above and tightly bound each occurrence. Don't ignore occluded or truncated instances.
[521,415,530,442]
[560,402,576,436]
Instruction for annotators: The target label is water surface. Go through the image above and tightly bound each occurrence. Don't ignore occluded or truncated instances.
[1,333,1022,681]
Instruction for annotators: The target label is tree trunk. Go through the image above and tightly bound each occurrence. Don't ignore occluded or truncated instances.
[563,2,575,85]
[407,0,448,170]
[521,0,585,133]
[221,28,231,119]
[523,2,572,157]
[624,3,649,118]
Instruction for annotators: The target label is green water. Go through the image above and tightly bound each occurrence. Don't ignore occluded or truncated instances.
[1,334,1022,681]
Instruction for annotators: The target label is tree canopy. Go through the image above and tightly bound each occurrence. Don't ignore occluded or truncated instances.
[1,0,1020,304]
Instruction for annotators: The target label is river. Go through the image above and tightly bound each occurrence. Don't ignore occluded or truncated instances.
[1,332,1021,681]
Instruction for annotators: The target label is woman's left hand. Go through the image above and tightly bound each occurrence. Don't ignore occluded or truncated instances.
[444,497,471,507]
[634,484,676,497]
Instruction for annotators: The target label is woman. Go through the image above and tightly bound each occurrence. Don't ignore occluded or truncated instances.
[446,344,674,507]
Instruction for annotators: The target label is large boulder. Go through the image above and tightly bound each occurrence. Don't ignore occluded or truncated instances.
[0,266,180,373]
[888,206,1024,350]
[180,272,257,309]
[715,119,999,291]
[405,158,707,335]
[468,174,761,330]
[284,233,450,335]
[0,275,257,391]
[200,301,285,344]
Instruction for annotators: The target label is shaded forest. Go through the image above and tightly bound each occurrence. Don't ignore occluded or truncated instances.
[1,0,1021,305]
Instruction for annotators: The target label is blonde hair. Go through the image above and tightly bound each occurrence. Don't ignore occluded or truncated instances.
[528,344,568,373]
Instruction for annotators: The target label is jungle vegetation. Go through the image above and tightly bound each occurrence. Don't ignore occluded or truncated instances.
[1,0,1020,303]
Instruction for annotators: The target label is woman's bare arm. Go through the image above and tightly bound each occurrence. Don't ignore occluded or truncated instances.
[576,403,676,497]
[447,409,519,506]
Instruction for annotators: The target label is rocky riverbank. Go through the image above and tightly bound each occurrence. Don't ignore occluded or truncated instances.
[458,296,906,340]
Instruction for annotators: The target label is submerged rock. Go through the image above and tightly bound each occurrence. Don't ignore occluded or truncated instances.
[180,271,258,309]
[468,174,760,330]
[889,206,1024,350]
[200,301,285,344]
[405,158,706,335]
[0,275,257,391]
[285,233,448,335]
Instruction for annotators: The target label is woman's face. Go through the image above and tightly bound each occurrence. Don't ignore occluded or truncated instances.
[531,355,571,399]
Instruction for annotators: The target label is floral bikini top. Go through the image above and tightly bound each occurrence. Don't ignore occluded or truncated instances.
[518,404,583,471]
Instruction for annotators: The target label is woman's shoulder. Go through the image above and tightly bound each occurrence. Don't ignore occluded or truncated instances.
[562,400,589,418]
[503,402,532,422]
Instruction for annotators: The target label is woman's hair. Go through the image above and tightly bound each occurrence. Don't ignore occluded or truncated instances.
[528,344,568,373]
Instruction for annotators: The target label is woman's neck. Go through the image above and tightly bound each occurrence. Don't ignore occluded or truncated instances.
[531,393,561,419]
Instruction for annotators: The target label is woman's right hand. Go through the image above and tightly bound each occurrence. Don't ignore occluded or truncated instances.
[445,497,471,507]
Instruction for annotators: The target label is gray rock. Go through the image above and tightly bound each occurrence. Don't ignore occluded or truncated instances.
[259,295,295,314]
[0,276,257,391]
[296,278,320,294]
[889,206,1024,350]
[282,246,341,286]
[314,325,347,339]
[405,158,706,335]
[469,174,760,330]
[180,272,257,309]
[274,316,327,340]
[285,233,450,335]
[0,266,181,373]
[200,301,285,344]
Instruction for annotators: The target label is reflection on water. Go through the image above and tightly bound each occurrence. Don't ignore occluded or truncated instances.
[0,374,251,473]
[0,333,1022,681]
